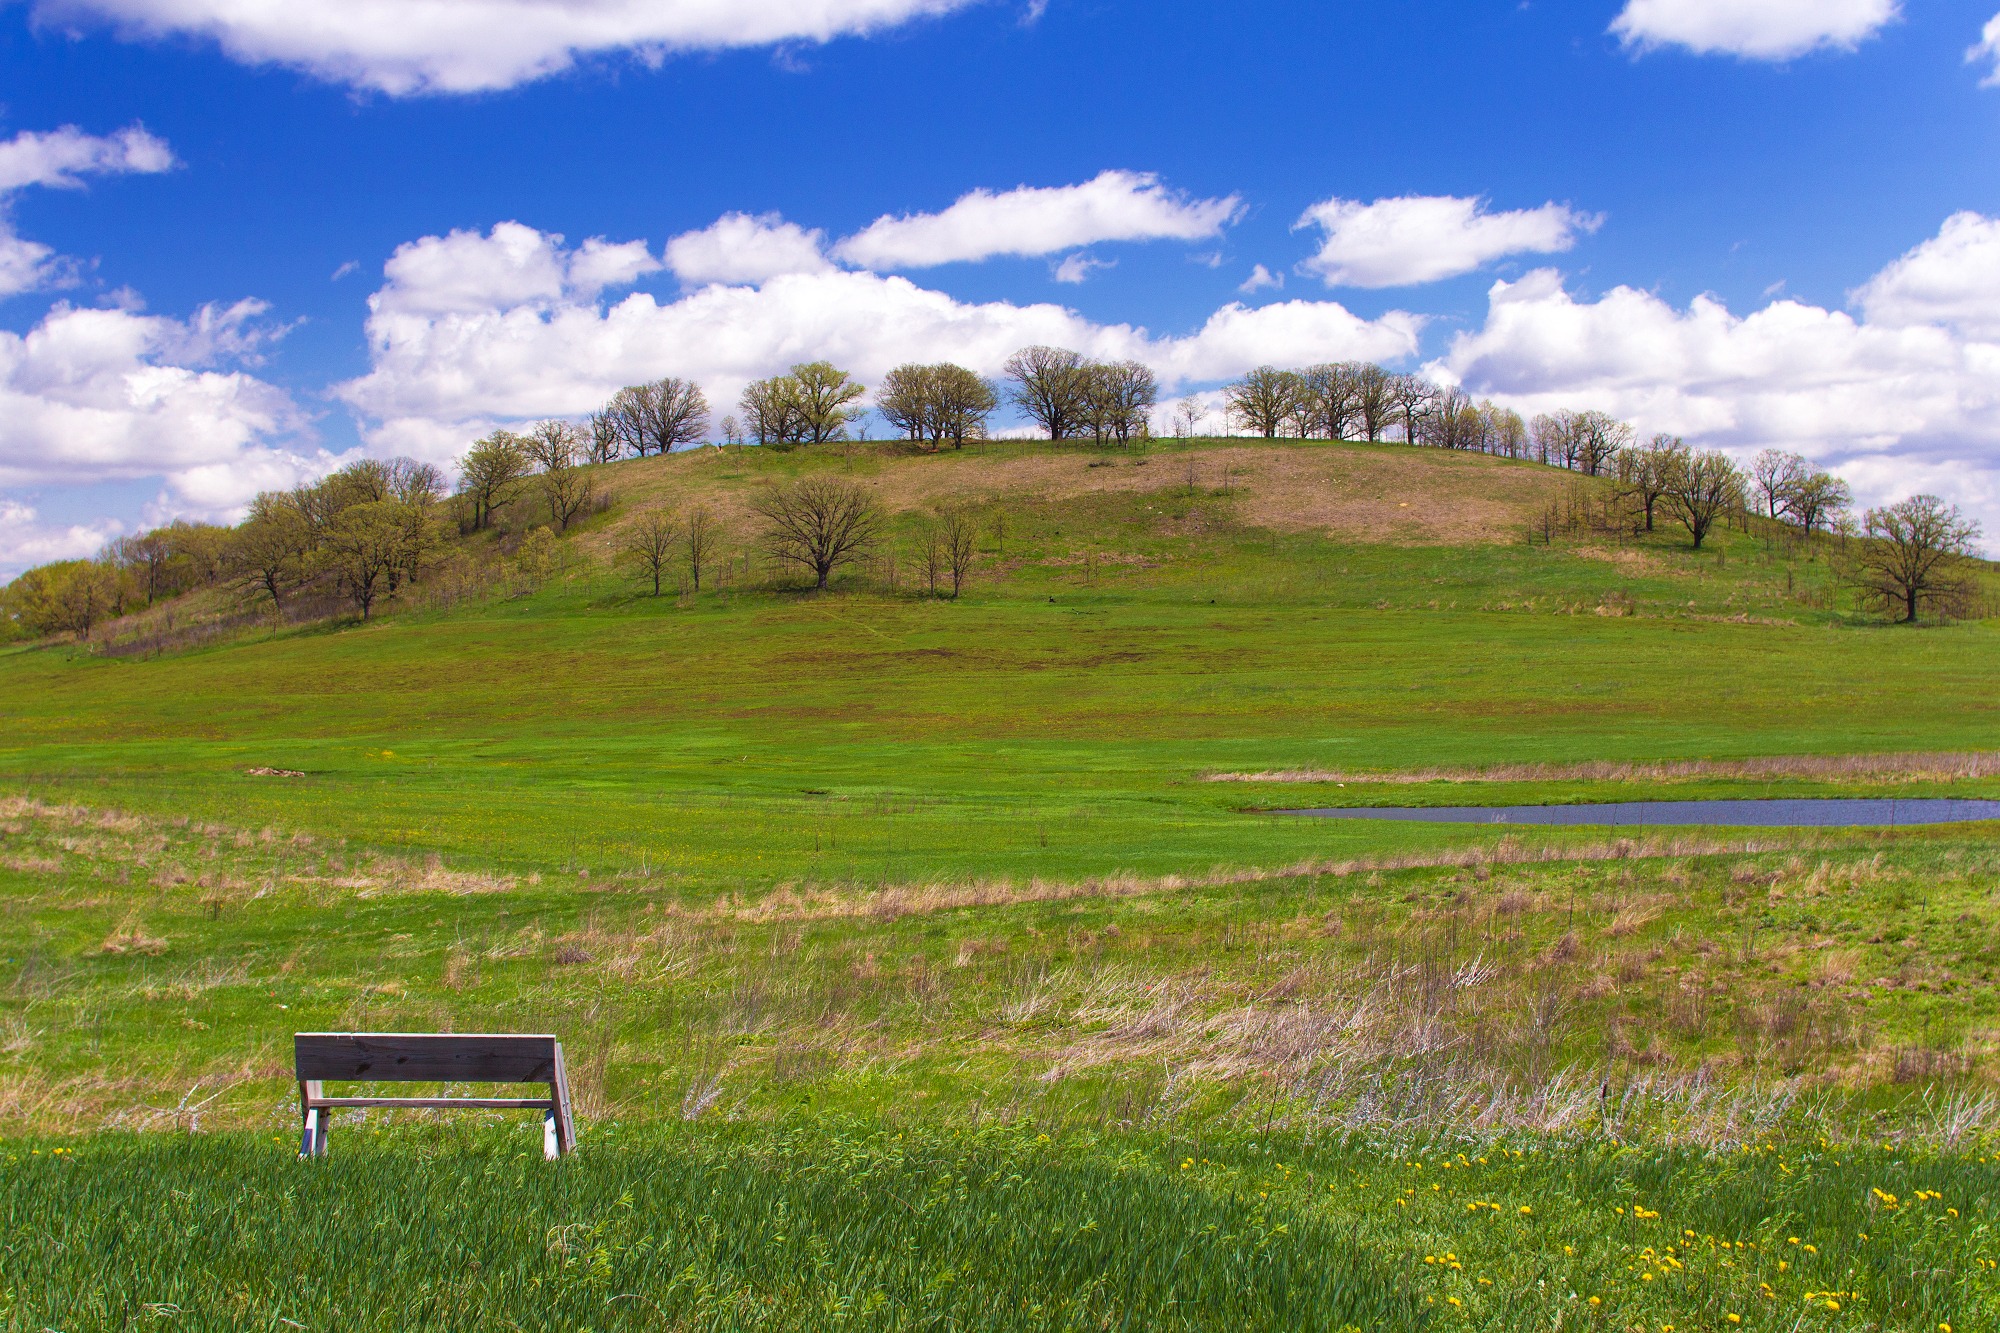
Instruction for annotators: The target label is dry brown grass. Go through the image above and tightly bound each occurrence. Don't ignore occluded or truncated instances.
[581,439,1569,559]
[666,833,1805,926]
[1208,751,2000,785]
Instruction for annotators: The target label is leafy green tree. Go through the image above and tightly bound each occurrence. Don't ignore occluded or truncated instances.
[458,432,531,531]
[877,364,938,446]
[229,495,315,612]
[788,362,866,444]
[319,500,410,618]
[2,559,119,639]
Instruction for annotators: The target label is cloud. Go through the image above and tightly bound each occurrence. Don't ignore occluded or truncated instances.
[0,123,174,193]
[367,221,659,317]
[831,171,1243,270]
[1239,264,1282,294]
[1295,195,1600,289]
[1050,253,1111,284]
[1853,211,2000,338]
[1609,0,1899,60]
[1973,12,2000,84]
[1434,227,2000,537]
[664,212,832,285]
[0,124,177,299]
[0,300,317,512]
[33,0,982,95]
[337,221,1419,459]
[0,498,122,570]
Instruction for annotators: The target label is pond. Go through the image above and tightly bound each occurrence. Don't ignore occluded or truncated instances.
[1273,798,2000,827]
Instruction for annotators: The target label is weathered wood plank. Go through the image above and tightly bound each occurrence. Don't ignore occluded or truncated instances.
[306,1096,553,1110]
[294,1032,557,1083]
[551,1042,576,1157]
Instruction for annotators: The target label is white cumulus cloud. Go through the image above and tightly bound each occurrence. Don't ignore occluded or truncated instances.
[337,221,1419,459]
[0,124,176,298]
[1610,0,1900,60]
[1973,12,2000,84]
[0,300,317,511]
[32,0,982,94]
[1295,195,1600,289]
[831,171,1243,270]
[1854,210,2000,338]
[664,212,832,285]
[1435,221,2000,538]
[0,498,122,570]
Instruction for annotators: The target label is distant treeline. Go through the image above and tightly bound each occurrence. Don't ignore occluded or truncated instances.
[2,347,1988,640]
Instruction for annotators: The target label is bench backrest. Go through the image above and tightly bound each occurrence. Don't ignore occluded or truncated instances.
[295,1032,559,1084]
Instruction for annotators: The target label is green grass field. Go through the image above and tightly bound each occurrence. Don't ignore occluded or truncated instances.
[2,437,1997,1328]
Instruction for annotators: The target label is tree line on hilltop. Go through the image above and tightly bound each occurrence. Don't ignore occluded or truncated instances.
[0,346,1988,640]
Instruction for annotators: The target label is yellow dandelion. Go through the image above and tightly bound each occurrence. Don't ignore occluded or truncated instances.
[1519,1205,1533,1216]
[1825,1300,1840,1312]
[1588,1296,1601,1307]
[1727,1316,1742,1326]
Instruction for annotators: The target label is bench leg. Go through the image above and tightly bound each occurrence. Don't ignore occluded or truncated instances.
[543,1108,560,1161]
[298,1079,327,1158]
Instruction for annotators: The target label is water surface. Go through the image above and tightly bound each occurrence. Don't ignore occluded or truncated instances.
[1275,798,2000,827]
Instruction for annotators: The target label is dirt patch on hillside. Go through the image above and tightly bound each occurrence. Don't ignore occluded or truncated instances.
[592,442,1567,549]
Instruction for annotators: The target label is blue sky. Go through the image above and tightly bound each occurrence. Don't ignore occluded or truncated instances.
[2,0,1998,568]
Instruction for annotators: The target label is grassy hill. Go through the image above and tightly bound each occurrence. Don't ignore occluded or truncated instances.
[3,436,1999,1329]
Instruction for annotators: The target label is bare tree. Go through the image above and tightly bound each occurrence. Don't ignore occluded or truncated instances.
[1531,411,1577,469]
[1005,345,1088,440]
[1422,386,1481,450]
[1350,362,1393,441]
[526,420,596,531]
[586,411,623,464]
[1617,435,1687,532]
[1389,373,1438,449]
[1571,411,1632,476]
[740,376,803,446]
[683,506,719,591]
[618,509,679,596]
[1847,495,1983,623]
[1750,449,1807,520]
[911,514,945,595]
[457,431,531,531]
[1173,396,1204,439]
[939,507,979,598]
[1225,366,1300,437]
[1663,449,1743,549]
[604,378,711,457]
[751,477,881,589]
[1482,403,1528,458]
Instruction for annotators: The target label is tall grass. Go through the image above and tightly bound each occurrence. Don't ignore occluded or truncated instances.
[4,1122,1993,1330]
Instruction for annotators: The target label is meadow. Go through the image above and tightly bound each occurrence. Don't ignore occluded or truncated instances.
[1,437,1996,1328]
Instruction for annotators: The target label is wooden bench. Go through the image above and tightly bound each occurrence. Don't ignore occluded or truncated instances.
[295,1032,576,1159]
